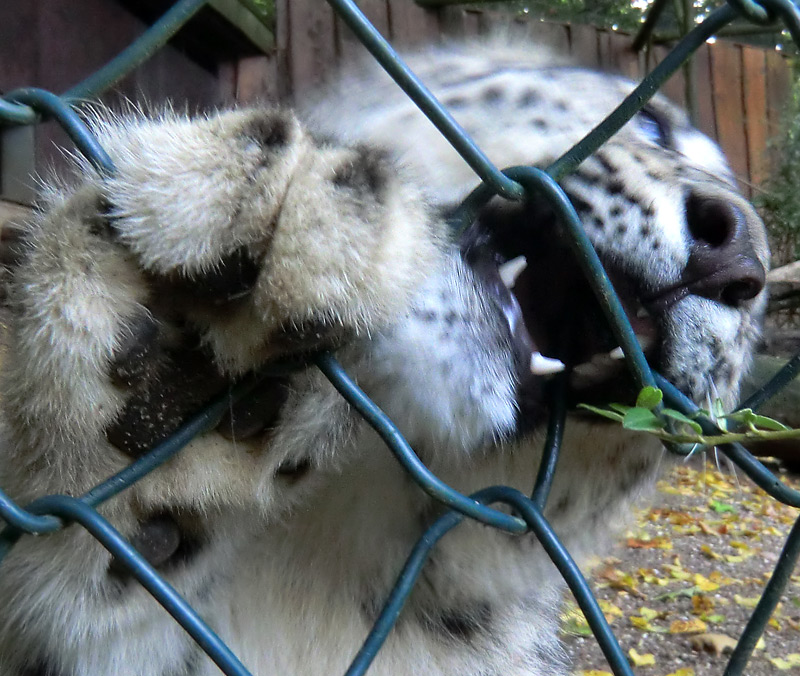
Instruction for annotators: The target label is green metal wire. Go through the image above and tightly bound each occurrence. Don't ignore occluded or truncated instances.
[1,2,800,676]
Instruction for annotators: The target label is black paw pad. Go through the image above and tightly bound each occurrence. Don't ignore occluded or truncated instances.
[109,312,161,387]
[106,344,228,457]
[108,511,205,580]
[216,376,289,440]
[109,513,181,577]
[160,247,262,307]
[272,318,353,355]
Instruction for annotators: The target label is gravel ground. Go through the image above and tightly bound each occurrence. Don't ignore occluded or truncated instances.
[561,456,800,675]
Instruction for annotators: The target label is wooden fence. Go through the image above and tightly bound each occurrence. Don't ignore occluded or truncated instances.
[230,2,793,199]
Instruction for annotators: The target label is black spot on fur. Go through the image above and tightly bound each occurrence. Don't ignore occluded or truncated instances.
[482,87,503,105]
[275,457,311,483]
[332,147,389,202]
[517,89,540,107]
[423,602,493,643]
[609,205,623,218]
[19,660,66,676]
[110,312,161,387]
[607,180,624,195]
[531,118,548,130]
[554,100,568,112]
[444,96,468,108]
[241,112,290,149]
[217,376,289,440]
[592,216,604,229]
[564,191,592,215]
[640,224,651,237]
[594,153,617,175]
[651,239,661,250]
[615,224,627,236]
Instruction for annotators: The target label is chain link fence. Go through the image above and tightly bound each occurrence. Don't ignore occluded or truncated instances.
[1,1,800,674]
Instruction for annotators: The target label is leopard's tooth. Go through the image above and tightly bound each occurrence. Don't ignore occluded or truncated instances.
[609,346,625,360]
[499,255,528,289]
[636,307,650,319]
[530,351,566,375]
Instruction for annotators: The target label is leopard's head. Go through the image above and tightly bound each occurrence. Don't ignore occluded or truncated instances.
[335,52,769,454]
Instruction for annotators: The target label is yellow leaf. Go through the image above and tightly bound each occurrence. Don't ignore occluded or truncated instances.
[733,594,760,608]
[628,648,655,666]
[768,654,800,670]
[670,618,708,634]
[663,670,694,676]
[725,555,744,563]
[694,574,720,592]
[575,671,613,676]
[700,544,721,560]
[769,617,782,630]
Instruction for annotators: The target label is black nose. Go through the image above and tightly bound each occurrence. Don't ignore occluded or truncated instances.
[683,193,766,307]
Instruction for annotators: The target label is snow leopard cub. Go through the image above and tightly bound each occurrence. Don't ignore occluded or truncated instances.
[0,42,768,676]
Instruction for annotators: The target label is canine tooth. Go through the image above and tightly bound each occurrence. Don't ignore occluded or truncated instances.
[530,352,565,375]
[499,255,528,289]
[609,346,625,360]
[636,307,650,319]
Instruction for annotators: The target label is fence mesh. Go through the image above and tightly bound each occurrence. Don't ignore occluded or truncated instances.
[1,1,800,675]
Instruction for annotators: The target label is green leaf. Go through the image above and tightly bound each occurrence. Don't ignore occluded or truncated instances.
[661,408,704,435]
[710,500,736,514]
[622,407,665,432]
[724,409,790,431]
[577,404,624,423]
[636,387,663,410]
[609,403,632,414]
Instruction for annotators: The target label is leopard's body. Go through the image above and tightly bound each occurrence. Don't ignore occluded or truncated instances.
[0,42,769,676]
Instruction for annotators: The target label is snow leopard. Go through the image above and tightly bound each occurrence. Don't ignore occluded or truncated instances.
[0,41,769,676]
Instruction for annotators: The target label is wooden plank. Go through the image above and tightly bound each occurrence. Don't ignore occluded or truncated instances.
[741,45,769,189]
[607,30,639,80]
[286,0,337,98]
[337,1,390,64]
[652,44,686,108]
[524,20,570,55]
[236,0,288,103]
[387,0,438,45]
[0,200,31,230]
[710,42,750,193]
[692,44,717,141]
[570,23,600,69]
[765,49,791,176]
[438,6,466,38]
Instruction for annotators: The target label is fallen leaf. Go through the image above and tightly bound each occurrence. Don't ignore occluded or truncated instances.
[669,618,708,634]
[628,648,655,666]
[768,654,800,670]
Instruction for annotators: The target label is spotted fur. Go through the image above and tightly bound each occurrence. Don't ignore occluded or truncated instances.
[0,43,768,675]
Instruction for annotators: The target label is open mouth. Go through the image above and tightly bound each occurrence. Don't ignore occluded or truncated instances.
[460,202,664,415]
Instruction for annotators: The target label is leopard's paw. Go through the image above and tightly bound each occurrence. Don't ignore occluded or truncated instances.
[1,106,444,504]
[97,107,444,371]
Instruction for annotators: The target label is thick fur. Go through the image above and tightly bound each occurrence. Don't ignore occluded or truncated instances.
[0,43,769,676]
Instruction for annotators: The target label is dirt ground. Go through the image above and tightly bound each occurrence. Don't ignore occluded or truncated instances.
[560,456,800,675]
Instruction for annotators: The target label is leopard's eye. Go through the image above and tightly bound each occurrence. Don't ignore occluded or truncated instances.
[636,107,671,148]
